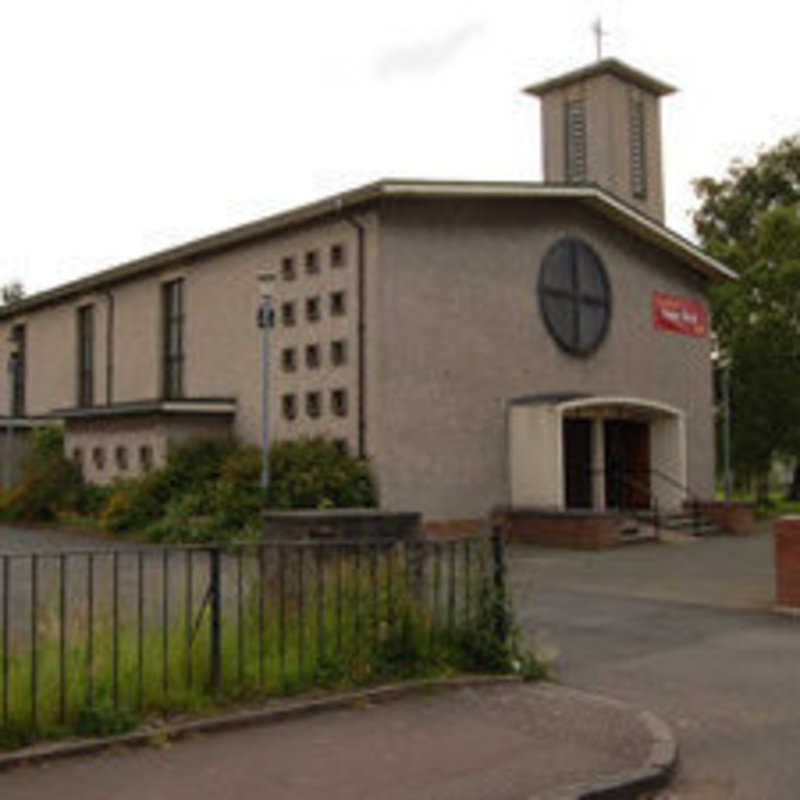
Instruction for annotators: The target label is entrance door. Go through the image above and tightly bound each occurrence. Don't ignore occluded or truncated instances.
[563,418,593,508]
[604,420,651,509]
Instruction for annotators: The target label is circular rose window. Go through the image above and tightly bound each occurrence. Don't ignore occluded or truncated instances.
[537,238,611,355]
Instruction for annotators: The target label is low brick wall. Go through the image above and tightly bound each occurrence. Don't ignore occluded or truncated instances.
[774,517,800,607]
[262,509,422,541]
[421,518,484,539]
[694,501,756,535]
[493,508,623,549]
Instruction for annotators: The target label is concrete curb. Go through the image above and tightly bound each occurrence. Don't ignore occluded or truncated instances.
[530,693,678,800]
[0,676,678,800]
[0,675,520,773]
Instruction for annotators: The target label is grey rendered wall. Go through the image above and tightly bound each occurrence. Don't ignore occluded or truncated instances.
[539,73,666,222]
[0,211,378,463]
[371,196,713,518]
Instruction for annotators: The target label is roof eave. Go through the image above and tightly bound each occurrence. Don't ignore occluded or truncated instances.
[0,179,734,320]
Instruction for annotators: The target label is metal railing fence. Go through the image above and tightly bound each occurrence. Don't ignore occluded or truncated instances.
[0,533,503,741]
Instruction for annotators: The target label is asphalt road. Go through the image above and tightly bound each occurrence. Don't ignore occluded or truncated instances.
[510,527,800,799]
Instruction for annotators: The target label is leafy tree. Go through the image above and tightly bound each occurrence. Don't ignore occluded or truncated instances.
[0,281,24,306]
[693,136,800,500]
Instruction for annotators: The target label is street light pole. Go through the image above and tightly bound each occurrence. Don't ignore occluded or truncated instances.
[257,273,275,492]
[722,358,732,504]
[4,357,13,489]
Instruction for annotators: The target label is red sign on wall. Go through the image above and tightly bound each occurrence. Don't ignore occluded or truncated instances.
[652,292,708,337]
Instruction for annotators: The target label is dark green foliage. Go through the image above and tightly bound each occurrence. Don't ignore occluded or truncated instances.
[99,437,376,541]
[75,687,138,737]
[100,471,172,533]
[1,433,377,539]
[0,281,24,306]
[0,426,83,521]
[454,582,512,673]
[693,137,800,498]
[163,438,234,493]
[266,438,376,510]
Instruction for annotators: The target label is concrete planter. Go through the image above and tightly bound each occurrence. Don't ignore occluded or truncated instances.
[262,509,422,541]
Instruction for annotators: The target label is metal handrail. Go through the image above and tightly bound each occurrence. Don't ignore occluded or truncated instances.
[648,468,704,535]
[566,466,706,535]
[567,466,661,537]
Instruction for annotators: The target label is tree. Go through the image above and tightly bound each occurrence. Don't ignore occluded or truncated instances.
[693,136,800,501]
[0,281,24,306]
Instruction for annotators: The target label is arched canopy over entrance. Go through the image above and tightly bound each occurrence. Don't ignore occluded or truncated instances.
[509,394,686,513]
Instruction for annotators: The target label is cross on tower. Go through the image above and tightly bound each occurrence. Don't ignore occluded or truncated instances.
[591,17,607,60]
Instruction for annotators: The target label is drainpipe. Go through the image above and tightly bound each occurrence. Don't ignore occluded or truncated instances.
[103,290,114,405]
[338,204,367,460]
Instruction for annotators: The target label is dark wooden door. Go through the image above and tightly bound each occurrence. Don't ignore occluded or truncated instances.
[563,418,593,509]
[604,420,650,509]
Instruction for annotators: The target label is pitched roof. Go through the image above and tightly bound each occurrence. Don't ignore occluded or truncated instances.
[0,179,735,319]
[523,57,677,97]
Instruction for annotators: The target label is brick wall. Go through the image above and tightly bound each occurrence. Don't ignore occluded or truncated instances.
[493,508,622,549]
[696,501,756,536]
[775,517,800,607]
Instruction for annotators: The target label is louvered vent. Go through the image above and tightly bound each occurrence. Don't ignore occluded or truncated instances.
[629,100,647,199]
[564,100,587,184]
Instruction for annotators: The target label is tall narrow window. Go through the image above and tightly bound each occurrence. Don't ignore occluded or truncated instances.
[564,100,587,184]
[162,279,185,399]
[77,305,94,407]
[629,100,647,199]
[10,324,25,417]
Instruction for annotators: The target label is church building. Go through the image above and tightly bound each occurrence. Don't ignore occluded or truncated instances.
[0,58,735,533]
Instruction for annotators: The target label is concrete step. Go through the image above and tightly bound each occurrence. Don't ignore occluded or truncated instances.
[659,515,722,536]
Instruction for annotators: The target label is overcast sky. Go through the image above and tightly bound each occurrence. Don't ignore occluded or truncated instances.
[1,0,798,295]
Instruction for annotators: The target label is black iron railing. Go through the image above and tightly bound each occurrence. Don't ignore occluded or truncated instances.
[0,534,503,743]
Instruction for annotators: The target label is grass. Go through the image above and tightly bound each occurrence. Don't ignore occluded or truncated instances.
[713,486,800,519]
[0,541,519,748]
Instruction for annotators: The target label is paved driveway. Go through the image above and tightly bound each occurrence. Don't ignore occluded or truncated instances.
[510,527,800,799]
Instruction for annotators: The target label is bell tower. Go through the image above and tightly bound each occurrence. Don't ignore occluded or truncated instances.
[524,58,676,223]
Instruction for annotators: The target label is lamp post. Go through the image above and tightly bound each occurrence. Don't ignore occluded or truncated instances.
[257,273,275,492]
[4,354,15,489]
[713,343,733,505]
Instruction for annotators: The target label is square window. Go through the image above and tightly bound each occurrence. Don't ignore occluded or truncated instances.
[281,302,296,327]
[305,343,321,369]
[281,347,297,372]
[331,243,345,267]
[305,391,321,419]
[331,339,347,366]
[72,448,83,470]
[281,256,296,281]
[306,296,320,322]
[115,445,128,471]
[92,446,105,470]
[305,250,319,274]
[331,388,348,417]
[330,291,346,316]
[282,394,297,421]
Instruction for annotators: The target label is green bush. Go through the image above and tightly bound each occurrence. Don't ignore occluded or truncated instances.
[0,426,83,522]
[5,434,377,540]
[164,438,234,493]
[213,445,264,529]
[99,471,172,533]
[266,438,376,510]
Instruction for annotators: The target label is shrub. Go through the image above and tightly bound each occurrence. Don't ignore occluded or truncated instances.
[213,445,264,529]
[93,437,376,539]
[99,471,172,533]
[266,438,376,510]
[0,426,83,521]
[164,438,234,493]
